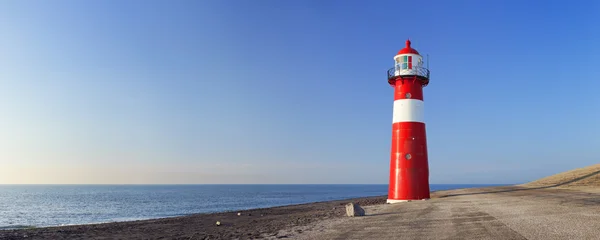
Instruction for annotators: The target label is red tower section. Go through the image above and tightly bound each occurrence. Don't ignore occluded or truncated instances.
[386,40,431,203]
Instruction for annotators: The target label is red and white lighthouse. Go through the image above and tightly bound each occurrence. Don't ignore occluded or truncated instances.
[386,39,431,203]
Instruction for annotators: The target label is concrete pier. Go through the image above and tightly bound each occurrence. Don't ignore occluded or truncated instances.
[291,186,600,240]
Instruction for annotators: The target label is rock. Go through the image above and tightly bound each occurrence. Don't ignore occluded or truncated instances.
[216,221,221,226]
[237,212,241,216]
[345,202,365,217]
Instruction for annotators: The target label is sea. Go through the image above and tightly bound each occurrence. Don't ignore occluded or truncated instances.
[0,184,506,229]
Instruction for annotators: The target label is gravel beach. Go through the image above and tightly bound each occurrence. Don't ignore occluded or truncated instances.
[0,195,386,240]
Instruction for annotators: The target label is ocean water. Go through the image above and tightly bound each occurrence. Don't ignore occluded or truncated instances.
[0,184,505,229]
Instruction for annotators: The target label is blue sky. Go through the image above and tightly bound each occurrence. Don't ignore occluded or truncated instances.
[0,0,598,184]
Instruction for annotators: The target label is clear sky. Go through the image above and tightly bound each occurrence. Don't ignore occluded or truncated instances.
[1,0,599,184]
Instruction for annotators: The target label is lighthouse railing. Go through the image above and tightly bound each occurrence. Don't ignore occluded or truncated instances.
[387,66,430,80]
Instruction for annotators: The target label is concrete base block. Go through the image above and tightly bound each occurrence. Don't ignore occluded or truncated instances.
[386,198,430,204]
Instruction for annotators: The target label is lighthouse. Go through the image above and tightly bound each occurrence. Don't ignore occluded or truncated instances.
[386,39,431,203]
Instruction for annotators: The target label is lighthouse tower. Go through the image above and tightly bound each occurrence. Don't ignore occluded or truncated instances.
[386,39,431,203]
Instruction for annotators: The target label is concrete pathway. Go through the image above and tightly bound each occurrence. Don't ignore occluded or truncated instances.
[286,186,600,240]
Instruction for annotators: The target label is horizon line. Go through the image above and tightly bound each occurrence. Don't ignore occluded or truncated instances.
[0,183,516,185]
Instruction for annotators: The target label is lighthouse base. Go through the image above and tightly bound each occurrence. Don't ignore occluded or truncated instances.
[386,198,430,204]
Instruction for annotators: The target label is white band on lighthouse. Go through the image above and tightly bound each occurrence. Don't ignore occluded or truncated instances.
[392,99,424,123]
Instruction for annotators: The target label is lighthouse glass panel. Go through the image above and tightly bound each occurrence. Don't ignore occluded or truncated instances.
[400,56,413,70]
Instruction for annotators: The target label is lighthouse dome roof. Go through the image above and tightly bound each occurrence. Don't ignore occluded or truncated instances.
[397,39,420,55]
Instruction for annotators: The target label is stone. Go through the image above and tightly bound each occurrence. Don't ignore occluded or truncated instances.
[216,221,221,226]
[345,202,365,217]
[237,212,241,216]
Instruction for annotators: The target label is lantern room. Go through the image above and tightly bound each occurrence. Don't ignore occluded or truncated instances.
[387,39,430,86]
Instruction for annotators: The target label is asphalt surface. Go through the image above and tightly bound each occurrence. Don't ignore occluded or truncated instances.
[289,186,600,240]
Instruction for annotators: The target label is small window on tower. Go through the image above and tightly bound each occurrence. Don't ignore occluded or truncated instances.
[408,56,413,69]
[401,56,408,69]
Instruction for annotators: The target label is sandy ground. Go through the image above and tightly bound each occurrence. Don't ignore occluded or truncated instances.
[0,196,386,240]
[287,186,600,240]
[520,164,600,188]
